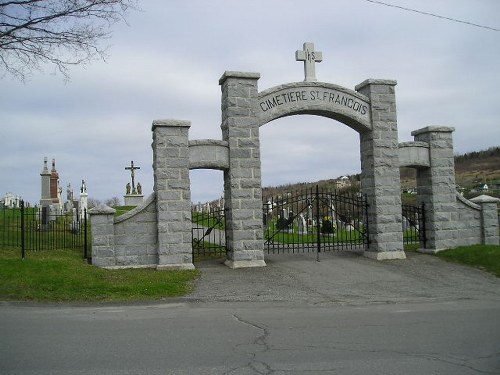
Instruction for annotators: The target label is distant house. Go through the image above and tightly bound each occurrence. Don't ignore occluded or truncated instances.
[470,184,489,193]
[334,176,350,189]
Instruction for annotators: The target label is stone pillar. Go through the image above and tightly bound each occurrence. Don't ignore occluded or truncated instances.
[470,195,500,245]
[88,204,116,267]
[412,126,457,252]
[152,119,194,270]
[355,79,405,260]
[219,71,266,268]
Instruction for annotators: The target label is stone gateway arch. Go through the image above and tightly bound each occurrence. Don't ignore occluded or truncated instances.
[89,44,499,270]
[219,72,404,268]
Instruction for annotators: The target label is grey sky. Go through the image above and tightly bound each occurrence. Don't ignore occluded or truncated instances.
[1,0,499,205]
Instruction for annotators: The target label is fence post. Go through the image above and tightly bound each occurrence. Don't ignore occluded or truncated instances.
[20,200,25,259]
[420,202,426,248]
[83,209,88,261]
[315,186,321,262]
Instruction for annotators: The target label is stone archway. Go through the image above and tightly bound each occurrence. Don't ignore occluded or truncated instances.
[88,44,500,270]
[220,71,405,268]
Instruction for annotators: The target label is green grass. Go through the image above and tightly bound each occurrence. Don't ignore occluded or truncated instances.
[436,245,500,277]
[114,206,137,217]
[191,211,225,229]
[0,247,199,302]
[264,227,364,244]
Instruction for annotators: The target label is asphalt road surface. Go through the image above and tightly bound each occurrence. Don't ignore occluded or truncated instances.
[1,251,500,374]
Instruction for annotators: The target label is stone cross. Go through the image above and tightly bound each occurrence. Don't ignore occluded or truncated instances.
[125,160,140,194]
[295,42,323,82]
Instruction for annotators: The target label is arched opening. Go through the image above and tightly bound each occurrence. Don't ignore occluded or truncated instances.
[259,115,368,255]
[189,169,226,262]
[260,115,360,191]
[190,169,224,205]
[221,74,405,268]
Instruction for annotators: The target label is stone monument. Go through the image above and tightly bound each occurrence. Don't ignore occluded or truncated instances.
[123,160,144,206]
[79,179,88,220]
[39,157,63,223]
[39,157,52,208]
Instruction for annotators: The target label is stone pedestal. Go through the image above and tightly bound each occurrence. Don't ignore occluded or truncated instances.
[124,194,144,206]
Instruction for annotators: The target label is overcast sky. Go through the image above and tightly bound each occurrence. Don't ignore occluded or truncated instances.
[1,0,499,205]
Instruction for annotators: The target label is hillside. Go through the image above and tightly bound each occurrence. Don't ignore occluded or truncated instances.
[265,146,500,200]
[454,147,500,190]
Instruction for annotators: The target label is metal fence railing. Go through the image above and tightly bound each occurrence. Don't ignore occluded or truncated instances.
[263,186,369,256]
[0,201,90,260]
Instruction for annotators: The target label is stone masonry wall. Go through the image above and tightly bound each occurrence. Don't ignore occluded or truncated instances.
[355,79,405,259]
[413,127,458,251]
[470,195,500,246]
[113,194,158,267]
[89,195,158,268]
[152,120,194,270]
[219,72,266,268]
[455,194,482,247]
[89,204,116,268]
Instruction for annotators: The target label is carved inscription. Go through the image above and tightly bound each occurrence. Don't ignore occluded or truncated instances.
[259,88,369,116]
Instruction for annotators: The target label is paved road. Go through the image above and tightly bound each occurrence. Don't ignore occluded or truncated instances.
[1,251,500,374]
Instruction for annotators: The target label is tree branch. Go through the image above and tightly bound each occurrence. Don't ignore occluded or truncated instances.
[0,0,136,80]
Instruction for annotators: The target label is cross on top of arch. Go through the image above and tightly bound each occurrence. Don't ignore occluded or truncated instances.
[295,42,323,82]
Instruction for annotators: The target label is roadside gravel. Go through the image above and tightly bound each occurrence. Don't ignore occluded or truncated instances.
[186,251,500,306]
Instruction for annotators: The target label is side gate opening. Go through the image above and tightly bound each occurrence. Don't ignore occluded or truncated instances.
[191,206,227,261]
[402,203,426,248]
[263,186,369,255]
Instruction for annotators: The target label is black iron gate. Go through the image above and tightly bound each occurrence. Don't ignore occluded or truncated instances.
[192,207,227,260]
[402,203,426,248]
[263,186,369,255]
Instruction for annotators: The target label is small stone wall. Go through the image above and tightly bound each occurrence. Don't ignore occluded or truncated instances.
[89,194,158,269]
[114,194,158,267]
[455,194,482,247]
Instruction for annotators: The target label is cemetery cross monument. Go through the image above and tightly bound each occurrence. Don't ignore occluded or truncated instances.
[125,160,140,195]
[295,42,323,82]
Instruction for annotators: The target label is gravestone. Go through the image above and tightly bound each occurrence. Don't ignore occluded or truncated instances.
[297,213,307,235]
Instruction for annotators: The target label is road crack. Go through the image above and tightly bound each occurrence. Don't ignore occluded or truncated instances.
[228,314,274,374]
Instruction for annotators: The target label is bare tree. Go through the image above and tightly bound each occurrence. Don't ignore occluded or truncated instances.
[0,0,136,80]
[105,196,121,207]
[87,197,101,208]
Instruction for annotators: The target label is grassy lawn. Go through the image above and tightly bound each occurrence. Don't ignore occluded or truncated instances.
[2,243,498,303]
[0,247,199,302]
[436,245,500,277]
[114,205,137,217]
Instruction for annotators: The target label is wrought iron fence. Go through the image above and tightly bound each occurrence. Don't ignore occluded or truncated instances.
[191,207,227,260]
[0,201,89,259]
[263,186,369,255]
[402,202,426,248]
